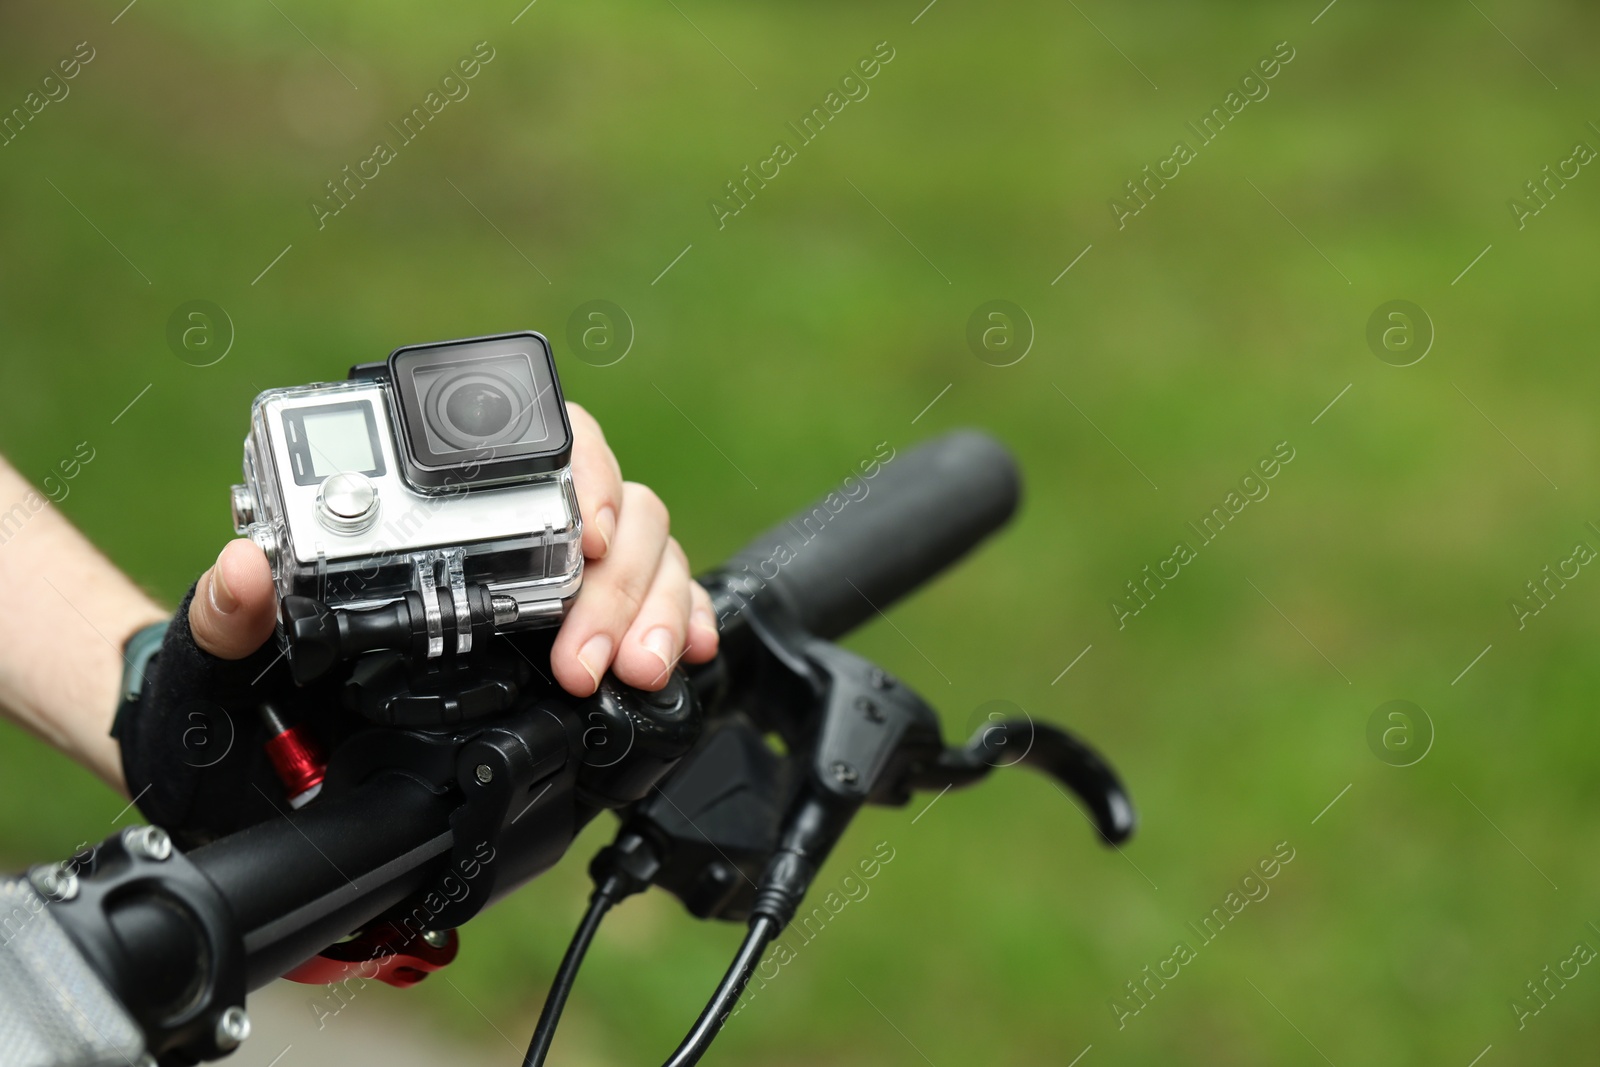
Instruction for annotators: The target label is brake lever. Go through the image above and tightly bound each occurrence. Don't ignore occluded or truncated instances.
[905,719,1137,845]
[521,578,1142,1067]
[749,602,1135,850]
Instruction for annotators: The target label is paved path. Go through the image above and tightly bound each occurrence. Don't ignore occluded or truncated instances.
[227,980,514,1067]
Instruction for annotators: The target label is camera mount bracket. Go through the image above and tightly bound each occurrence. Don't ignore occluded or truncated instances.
[278,556,511,684]
[413,547,472,657]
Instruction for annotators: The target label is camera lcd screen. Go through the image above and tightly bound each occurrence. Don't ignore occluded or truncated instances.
[303,408,378,477]
[281,400,386,486]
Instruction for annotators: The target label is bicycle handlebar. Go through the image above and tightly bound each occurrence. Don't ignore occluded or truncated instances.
[725,430,1021,640]
[2,428,1130,1067]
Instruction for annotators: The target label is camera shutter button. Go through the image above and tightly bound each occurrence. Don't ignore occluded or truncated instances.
[317,472,380,534]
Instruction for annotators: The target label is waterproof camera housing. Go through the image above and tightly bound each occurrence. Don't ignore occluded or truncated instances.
[231,332,583,680]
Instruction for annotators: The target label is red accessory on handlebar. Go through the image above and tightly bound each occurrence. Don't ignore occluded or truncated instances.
[261,705,327,808]
[282,923,459,989]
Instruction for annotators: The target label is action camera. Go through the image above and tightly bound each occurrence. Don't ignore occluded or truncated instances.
[230,331,583,680]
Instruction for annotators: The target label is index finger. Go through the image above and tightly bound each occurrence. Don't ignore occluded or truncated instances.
[566,401,623,559]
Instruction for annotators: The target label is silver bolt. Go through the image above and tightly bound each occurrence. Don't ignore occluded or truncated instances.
[490,594,520,627]
[229,484,256,532]
[123,826,172,862]
[29,862,79,902]
[422,930,450,949]
[246,522,278,566]
[474,764,494,785]
[830,761,859,786]
[215,1006,251,1050]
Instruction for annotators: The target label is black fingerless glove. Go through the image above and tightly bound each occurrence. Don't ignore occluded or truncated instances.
[113,584,348,850]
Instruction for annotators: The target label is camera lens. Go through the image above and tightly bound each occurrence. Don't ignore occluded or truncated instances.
[391,339,569,484]
[423,367,536,452]
[444,382,513,438]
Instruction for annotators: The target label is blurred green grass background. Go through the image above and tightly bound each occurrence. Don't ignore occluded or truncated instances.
[4,0,1600,1063]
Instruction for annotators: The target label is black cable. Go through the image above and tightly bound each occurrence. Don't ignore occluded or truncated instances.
[651,793,845,1065]
[658,915,781,1067]
[521,878,623,1067]
[525,829,663,1067]
[525,802,816,1067]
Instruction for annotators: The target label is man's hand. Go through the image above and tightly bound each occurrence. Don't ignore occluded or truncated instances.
[188,402,720,695]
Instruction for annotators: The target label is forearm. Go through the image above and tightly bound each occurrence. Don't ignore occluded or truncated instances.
[0,455,166,792]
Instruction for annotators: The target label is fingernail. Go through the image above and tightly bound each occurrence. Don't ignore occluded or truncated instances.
[595,506,617,555]
[576,633,613,687]
[208,552,239,614]
[691,608,718,638]
[641,627,676,670]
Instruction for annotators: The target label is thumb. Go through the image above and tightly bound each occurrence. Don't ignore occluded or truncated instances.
[188,539,278,660]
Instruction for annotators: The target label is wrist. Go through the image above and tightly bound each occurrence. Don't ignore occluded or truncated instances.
[76,598,169,792]
[113,618,170,739]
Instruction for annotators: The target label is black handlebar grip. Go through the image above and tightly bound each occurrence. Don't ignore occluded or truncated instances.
[722,429,1021,640]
